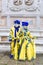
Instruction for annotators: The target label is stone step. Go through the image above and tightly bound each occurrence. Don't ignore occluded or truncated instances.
[0,40,43,45]
[0,40,43,54]
[31,33,43,38]
[0,44,43,54]
[0,32,9,36]
[36,46,43,54]
[0,32,43,37]
[0,29,43,37]
[35,40,43,45]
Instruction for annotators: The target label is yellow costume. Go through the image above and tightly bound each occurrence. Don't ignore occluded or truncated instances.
[17,31,28,60]
[9,21,36,61]
[26,32,36,60]
[9,20,20,60]
[17,30,36,61]
[9,27,14,56]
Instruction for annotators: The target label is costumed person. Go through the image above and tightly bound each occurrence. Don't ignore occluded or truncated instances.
[21,22,36,61]
[26,26,36,60]
[9,20,20,60]
[17,21,36,61]
[17,22,28,60]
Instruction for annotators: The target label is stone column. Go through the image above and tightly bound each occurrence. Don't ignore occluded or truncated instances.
[7,15,11,28]
[36,15,40,30]
[36,0,41,30]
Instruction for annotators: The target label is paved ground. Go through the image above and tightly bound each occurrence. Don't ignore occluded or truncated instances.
[0,53,43,65]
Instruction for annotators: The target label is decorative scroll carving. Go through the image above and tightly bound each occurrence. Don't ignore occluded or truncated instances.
[13,0,22,6]
[25,0,38,11]
[8,0,23,11]
[25,0,34,6]
[8,0,39,12]
[25,5,37,11]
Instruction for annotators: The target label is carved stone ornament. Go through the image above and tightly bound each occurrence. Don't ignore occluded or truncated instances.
[13,0,22,6]
[25,0,34,6]
[25,0,38,11]
[8,0,23,11]
[8,0,39,11]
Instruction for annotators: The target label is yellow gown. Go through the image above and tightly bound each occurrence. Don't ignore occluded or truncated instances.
[9,27,36,60]
[17,31,28,60]
[9,27,20,60]
[9,27,15,56]
[27,32,36,60]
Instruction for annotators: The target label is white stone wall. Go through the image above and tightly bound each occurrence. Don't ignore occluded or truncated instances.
[0,0,43,53]
[0,0,43,30]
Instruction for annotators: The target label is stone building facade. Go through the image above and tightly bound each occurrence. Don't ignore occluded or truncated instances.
[0,0,43,30]
[0,0,43,54]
